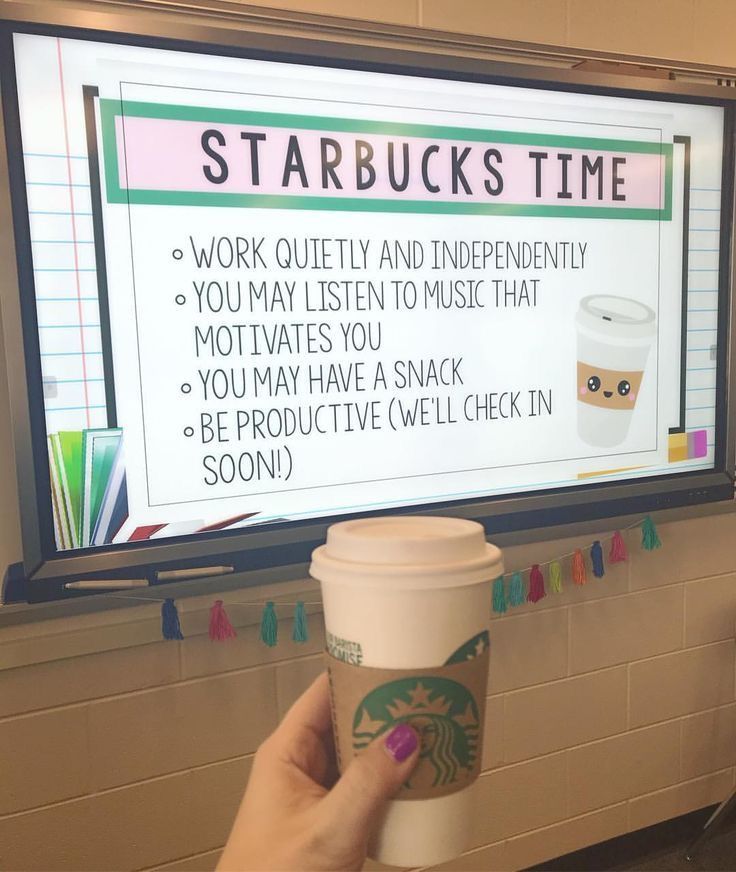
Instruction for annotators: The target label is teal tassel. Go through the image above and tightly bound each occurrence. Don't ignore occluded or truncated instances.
[260,601,278,647]
[509,571,525,607]
[492,577,507,614]
[641,515,662,551]
[161,598,183,640]
[292,601,309,642]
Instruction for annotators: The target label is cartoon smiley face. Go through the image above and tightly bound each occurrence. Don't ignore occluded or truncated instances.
[577,363,644,410]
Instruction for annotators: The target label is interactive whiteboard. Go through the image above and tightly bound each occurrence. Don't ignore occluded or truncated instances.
[3,27,732,560]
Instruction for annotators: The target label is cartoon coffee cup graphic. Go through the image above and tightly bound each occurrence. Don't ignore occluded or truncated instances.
[576,295,656,447]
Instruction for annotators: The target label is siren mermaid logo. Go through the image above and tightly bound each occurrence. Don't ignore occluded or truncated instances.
[352,676,480,789]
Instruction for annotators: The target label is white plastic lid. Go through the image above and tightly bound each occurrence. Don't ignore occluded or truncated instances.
[576,295,656,344]
[310,516,504,589]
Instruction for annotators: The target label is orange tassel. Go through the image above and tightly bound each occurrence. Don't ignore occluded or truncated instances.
[572,549,587,585]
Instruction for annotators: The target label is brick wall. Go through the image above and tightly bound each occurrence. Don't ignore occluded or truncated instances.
[2,1,736,870]
[1,514,735,871]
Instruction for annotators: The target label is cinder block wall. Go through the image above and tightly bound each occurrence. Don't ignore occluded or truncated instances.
[2,1,736,870]
[1,516,735,871]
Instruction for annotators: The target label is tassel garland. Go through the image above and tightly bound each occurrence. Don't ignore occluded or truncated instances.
[527,564,546,603]
[259,601,278,647]
[150,515,665,648]
[549,561,563,593]
[509,571,525,607]
[161,598,184,640]
[292,601,309,642]
[591,541,605,578]
[609,531,628,563]
[209,600,237,642]
[572,549,587,585]
[641,515,662,551]
[492,576,508,614]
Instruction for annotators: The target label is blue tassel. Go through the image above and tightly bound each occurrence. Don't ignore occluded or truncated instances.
[492,577,507,614]
[161,598,183,640]
[292,601,309,642]
[509,571,525,607]
[591,540,605,578]
[260,601,278,647]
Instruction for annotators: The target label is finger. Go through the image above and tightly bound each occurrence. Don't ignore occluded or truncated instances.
[318,723,419,843]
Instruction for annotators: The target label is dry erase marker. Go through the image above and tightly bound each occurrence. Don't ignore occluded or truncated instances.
[156,565,234,581]
[64,579,150,590]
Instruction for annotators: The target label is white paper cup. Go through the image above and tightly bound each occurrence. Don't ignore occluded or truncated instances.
[576,295,656,447]
[310,515,503,867]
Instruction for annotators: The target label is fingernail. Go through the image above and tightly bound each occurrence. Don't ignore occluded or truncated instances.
[384,723,417,762]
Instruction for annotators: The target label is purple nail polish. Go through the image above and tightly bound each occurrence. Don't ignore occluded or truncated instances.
[384,723,417,762]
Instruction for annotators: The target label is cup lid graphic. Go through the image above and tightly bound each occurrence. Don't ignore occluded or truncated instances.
[576,295,656,345]
[310,516,503,589]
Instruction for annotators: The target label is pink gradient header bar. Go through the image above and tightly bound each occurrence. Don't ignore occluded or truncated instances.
[115,115,666,209]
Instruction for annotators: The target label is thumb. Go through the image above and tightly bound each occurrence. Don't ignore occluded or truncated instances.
[320,723,420,842]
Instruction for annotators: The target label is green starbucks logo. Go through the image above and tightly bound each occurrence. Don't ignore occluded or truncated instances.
[352,676,480,789]
[445,630,490,665]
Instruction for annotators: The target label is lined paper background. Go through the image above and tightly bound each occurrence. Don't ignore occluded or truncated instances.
[20,38,108,433]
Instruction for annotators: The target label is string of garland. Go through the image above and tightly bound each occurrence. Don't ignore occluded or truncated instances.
[116,514,665,641]
[157,598,317,645]
[105,591,320,645]
[490,515,662,615]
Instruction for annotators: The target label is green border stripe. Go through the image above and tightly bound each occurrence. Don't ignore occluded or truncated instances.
[105,188,669,220]
[99,98,673,220]
[102,100,120,210]
[102,98,673,154]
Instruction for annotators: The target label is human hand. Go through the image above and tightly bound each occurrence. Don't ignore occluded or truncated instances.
[218,671,419,871]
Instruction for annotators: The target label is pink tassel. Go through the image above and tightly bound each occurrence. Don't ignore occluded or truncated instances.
[527,564,546,603]
[609,531,629,563]
[572,549,587,585]
[209,600,237,641]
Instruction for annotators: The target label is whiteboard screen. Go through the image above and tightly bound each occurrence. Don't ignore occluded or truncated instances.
[7,31,729,550]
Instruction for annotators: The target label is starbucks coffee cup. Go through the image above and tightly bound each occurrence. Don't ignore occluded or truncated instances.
[310,515,503,867]
[576,295,656,447]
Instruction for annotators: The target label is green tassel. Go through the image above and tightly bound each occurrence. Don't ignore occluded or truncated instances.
[550,561,563,593]
[492,577,507,614]
[509,571,525,607]
[292,601,309,642]
[641,515,662,551]
[259,601,278,647]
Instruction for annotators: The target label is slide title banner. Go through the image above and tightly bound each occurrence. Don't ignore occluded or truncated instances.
[101,99,672,220]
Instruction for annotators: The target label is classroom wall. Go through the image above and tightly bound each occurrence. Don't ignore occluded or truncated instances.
[1,1,736,870]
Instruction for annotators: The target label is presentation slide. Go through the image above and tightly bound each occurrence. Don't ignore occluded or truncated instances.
[10,33,725,549]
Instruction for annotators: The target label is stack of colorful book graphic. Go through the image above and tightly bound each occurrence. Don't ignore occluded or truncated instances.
[47,430,270,550]
[47,428,127,549]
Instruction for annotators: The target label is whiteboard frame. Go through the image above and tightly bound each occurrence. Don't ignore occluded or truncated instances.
[0,5,734,600]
